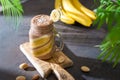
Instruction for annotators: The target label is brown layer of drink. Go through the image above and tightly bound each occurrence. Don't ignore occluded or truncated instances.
[30,15,54,39]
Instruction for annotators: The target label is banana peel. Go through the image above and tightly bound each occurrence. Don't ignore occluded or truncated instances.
[67,12,92,27]
[55,0,62,9]
[62,0,92,26]
[73,0,96,20]
[60,9,75,24]
[54,0,96,27]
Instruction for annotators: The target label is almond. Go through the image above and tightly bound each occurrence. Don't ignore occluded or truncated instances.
[19,63,29,70]
[16,76,26,80]
[81,66,90,72]
[32,74,40,80]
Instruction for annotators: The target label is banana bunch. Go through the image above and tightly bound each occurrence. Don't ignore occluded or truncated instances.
[54,0,96,27]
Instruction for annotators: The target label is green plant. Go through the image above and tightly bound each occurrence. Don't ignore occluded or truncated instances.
[94,0,120,67]
[0,0,23,28]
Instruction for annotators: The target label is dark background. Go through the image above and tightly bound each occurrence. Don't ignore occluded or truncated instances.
[0,0,120,80]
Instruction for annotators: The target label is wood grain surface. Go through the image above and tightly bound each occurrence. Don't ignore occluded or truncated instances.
[20,42,74,80]
[0,0,120,80]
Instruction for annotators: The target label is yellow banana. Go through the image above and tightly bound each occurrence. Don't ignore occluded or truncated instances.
[60,9,75,24]
[55,0,62,9]
[62,0,92,27]
[50,9,61,22]
[67,12,91,27]
[72,0,96,20]
[55,0,75,24]
[32,38,54,57]
[30,34,52,49]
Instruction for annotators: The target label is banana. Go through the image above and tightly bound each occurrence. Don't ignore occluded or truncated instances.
[54,0,75,24]
[72,0,96,20]
[67,12,91,27]
[55,0,62,9]
[30,34,52,49]
[33,42,53,56]
[50,9,61,22]
[60,9,75,24]
[62,0,92,27]
[32,37,54,57]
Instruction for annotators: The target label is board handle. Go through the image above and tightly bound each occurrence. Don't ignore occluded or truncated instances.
[51,64,75,80]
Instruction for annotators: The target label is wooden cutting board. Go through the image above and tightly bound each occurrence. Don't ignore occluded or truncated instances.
[20,42,75,80]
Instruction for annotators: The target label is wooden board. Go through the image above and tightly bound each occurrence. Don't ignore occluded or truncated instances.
[20,42,75,80]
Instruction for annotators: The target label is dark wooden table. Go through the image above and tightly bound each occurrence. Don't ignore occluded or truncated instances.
[0,0,120,80]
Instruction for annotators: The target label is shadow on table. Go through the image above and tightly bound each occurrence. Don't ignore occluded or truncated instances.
[62,44,120,80]
[0,69,18,80]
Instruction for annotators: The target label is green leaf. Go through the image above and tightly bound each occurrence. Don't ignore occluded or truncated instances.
[97,13,106,29]
[113,48,120,67]
[0,0,23,28]
[94,0,120,67]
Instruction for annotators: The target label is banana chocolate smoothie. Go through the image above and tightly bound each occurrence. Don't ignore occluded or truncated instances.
[29,15,56,60]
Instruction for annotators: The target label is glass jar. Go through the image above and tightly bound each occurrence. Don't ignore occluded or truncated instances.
[29,14,63,60]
